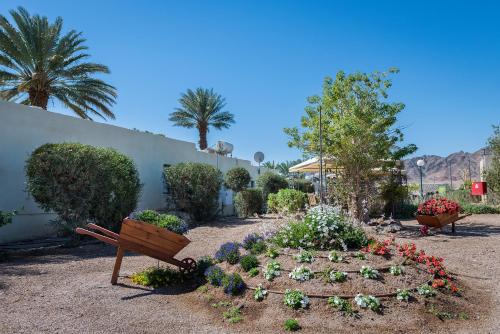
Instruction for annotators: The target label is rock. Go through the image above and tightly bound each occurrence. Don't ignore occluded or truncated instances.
[384,221,403,233]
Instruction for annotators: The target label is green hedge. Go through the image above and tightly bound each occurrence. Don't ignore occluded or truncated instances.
[164,162,222,222]
[225,167,251,192]
[461,203,500,214]
[257,172,288,199]
[267,189,307,214]
[25,143,141,234]
[234,189,264,218]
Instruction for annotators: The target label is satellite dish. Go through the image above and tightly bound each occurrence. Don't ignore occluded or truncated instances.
[254,151,265,164]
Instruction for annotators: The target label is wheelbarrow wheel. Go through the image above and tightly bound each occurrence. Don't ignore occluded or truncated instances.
[179,257,197,276]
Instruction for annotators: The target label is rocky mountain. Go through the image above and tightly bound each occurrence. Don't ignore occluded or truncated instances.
[403,148,488,186]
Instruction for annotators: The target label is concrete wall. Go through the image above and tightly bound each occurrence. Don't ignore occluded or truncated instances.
[0,101,267,243]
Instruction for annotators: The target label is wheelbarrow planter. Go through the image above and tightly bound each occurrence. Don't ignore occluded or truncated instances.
[416,212,469,233]
[76,219,197,285]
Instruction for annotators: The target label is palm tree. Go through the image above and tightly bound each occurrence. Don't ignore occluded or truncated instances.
[0,7,117,120]
[170,88,234,150]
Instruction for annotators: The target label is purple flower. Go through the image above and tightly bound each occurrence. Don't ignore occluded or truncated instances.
[214,242,241,264]
[242,233,264,250]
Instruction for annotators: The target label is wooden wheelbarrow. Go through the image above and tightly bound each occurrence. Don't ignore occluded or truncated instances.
[76,218,197,285]
[416,213,471,233]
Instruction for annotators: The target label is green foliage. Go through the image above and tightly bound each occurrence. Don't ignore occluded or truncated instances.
[283,319,301,331]
[131,267,182,288]
[290,178,315,193]
[25,143,141,234]
[223,306,243,323]
[285,69,417,220]
[395,202,418,219]
[267,189,307,214]
[485,126,500,203]
[134,210,188,234]
[248,267,260,277]
[234,189,264,218]
[169,87,235,150]
[257,172,288,200]
[328,296,357,316]
[0,211,16,228]
[0,7,116,119]
[197,256,215,277]
[265,246,279,258]
[164,162,222,222]
[273,207,368,250]
[240,254,259,272]
[225,167,251,192]
[460,203,499,214]
[222,273,246,295]
[250,240,267,255]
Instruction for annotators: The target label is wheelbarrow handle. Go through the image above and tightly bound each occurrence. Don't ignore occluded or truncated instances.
[86,223,120,239]
[75,227,119,247]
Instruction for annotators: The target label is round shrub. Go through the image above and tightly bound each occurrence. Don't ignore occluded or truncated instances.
[267,189,307,214]
[204,265,225,286]
[196,256,215,277]
[284,319,301,332]
[222,273,246,295]
[234,189,264,218]
[134,210,188,234]
[25,143,141,233]
[215,242,241,264]
[224,167,251,192]
[257,172,288,199]
[240,254,259,272]
[164,163,222,222]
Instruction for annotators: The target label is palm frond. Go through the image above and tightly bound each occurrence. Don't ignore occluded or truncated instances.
[0,7,116,119]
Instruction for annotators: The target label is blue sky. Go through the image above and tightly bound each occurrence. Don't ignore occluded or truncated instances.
[3,1,499,163]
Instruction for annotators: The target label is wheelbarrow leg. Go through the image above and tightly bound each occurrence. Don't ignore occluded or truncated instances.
[111,246,124,285]
[452,222,456,233]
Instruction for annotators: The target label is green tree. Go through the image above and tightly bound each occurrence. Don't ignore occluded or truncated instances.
[485,125,500,203]
[0,7,117,120]
[285,69,417,220]
[169,88,234,150]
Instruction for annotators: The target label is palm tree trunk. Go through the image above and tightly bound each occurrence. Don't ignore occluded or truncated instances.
[198,124,208,150]
[29,88,49,110]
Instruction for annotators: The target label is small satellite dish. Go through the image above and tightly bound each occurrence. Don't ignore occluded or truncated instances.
[254,151,265,164]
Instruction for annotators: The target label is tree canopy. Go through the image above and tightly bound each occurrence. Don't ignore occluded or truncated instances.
[284,69,417,219]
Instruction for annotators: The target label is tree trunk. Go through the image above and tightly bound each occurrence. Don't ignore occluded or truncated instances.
[198,124,208,150]
[28,88,49,110]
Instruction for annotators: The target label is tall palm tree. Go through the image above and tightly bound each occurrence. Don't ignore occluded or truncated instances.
[0,7,117,120]
[170,87,234,150]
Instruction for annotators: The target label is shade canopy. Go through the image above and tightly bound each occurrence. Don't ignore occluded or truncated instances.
[288,156,339,173]
[289,156,405,175]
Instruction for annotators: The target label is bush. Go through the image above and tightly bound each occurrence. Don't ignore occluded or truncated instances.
[394,203,418,219]
[164,163,222,222]
[215,242,241,264]
[461,203,500,214]
[267,189,307,214]
[196,256,215,277]
[131,267,182,288]
[222,273,246,295]
[25,143,141,234]
[234,189,264,218]
[291,179,315,193]
[242,233,264,250]
[240,254,259,271]
[273,206,368,250]
[204,265,225,286]
[134,210,189,234]
[0,210,16,228]
[284,319,301,331]
[257,172,288,199]
[225,167,251,192]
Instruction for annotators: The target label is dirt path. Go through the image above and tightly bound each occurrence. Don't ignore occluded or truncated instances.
[0,215,499,334]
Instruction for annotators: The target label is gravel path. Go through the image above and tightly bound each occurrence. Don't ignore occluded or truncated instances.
[0,215,499,334]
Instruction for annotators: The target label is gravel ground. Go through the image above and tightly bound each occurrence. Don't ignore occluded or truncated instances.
[0,214,499,334]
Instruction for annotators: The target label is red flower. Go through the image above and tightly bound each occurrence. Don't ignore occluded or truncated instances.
[417,197,460,216]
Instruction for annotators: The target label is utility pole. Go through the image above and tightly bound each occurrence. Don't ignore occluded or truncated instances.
[449,160,453,189]
[318,105,324,205]
[468,158,472,183]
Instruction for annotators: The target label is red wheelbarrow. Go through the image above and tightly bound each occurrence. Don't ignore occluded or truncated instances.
[76,219,197,285]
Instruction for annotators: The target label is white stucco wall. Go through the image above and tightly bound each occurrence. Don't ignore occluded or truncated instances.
[0,101,268,243]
